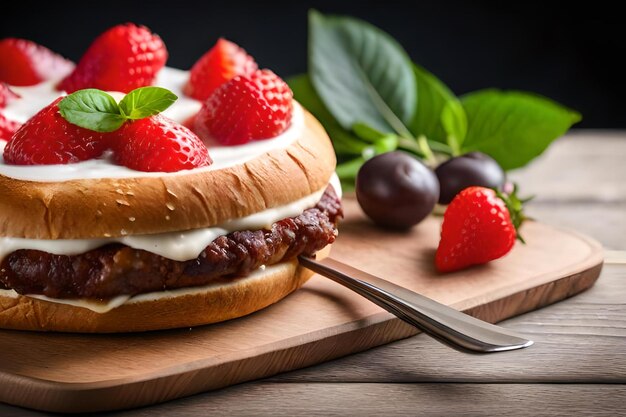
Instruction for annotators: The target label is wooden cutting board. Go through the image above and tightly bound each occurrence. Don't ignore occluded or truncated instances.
[0,198,603,413]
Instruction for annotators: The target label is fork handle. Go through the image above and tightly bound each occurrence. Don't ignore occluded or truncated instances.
[298,256,533,354]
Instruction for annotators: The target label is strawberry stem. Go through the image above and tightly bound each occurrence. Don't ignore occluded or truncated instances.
[496,183,531,243]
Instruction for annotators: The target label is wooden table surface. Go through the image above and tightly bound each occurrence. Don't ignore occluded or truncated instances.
[1,131,625,416]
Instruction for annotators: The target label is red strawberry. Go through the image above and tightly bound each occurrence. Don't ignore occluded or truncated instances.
[0,113,21,142]
[0,83,20,108]
[113,114,211,172]
[194,69,293,145]
[435,186,525,273]
[3,98,109,165]
[184,38,257,101]
[0,38,74,87]
[59,24,168,94]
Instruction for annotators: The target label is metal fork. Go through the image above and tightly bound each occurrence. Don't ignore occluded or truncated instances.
[299,256,533,354]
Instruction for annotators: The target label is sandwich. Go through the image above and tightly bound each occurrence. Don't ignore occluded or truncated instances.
[0,25,341,332]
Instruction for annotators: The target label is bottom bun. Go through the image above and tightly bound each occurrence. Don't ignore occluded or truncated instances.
[0,246,330,333]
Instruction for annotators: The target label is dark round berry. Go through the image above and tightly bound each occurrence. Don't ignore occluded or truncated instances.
[356,151,439,229]
[435,152,505,204]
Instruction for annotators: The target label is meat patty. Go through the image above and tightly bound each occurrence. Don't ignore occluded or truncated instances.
[0,186,342,300]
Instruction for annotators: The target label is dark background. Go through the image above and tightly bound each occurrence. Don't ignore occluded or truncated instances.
[3,0,623,128]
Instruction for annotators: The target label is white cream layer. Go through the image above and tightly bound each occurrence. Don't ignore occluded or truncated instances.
[0,67,305,182]
[1,67,202,125]
[0,173,341,263]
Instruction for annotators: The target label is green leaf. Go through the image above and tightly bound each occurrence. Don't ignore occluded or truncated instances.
[335,135,397,185]
[308,10,416,135]
[59,87,179,132]
[461,89,582,170]
[361,135,398,159]
[336,156,364,182]
[440,99,467,154]
[409,64,458,144]
[118,87,178,120]
[58,89,125,132]
[352,122,388,142]
[289,74,366,156]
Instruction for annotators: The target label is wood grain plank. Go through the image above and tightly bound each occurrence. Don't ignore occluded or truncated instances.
[82,383,626,417]
[271,265,626,383]
[3,384,625,417]
[520,203,626,249]
[509,131,626,203]
[508,132,626,249]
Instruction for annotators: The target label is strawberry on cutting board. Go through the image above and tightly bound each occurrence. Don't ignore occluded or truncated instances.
[59,23,168,94]
[0,38,74,86]
[435,186,525,273]
[184,38,257,101]
[194,69,293,145]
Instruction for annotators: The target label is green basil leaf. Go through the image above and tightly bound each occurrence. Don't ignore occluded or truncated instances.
[118,86,178,119]
[58,89,125,132]
[309,10,416,135]
[461,89,582,170]
[409,64,458,144]
[440,99,467,154]
[289,74,366,156]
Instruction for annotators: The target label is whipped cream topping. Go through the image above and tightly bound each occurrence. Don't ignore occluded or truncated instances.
[0,67,305,182]
[1,67,201,125]
[1,80,66,124]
